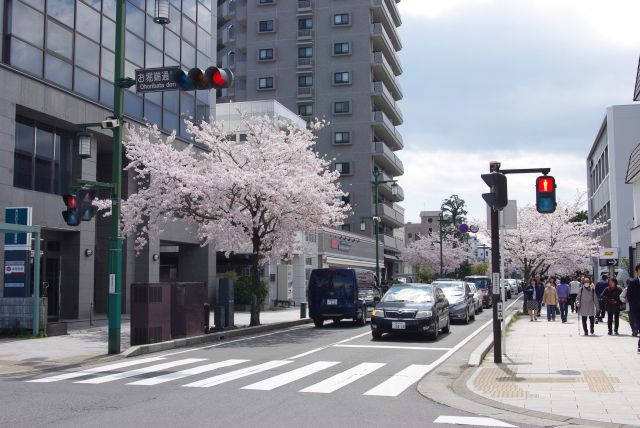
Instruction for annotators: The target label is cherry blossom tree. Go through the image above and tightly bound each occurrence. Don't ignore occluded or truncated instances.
[502,194,603,282]
[403,232,469,275]
[116,114,349,326]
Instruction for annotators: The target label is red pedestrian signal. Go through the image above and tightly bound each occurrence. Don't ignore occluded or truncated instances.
[175,67,234,91]
[536,175,556,213]
[62,194,80,226]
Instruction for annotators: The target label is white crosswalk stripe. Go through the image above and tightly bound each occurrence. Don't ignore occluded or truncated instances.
[241,361,340,391]
[183,360,293,388]
[75,358,206,384]
[300,362,385,394]
[128,359,249,386]
[26,357,167,383]
[364,364,431,396]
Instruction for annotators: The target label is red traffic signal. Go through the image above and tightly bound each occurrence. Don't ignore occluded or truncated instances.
[62,194,80,226]
[175,67,234,91]
[536,175,556,213]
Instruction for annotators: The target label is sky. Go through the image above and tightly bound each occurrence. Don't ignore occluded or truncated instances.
[395,0,640,223]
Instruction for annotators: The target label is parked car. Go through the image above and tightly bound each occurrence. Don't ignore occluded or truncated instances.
[308,268,380,327]
[370,283,450,340]
[499,279,512,299]
[433,280,476,324]
[505,279,519,295]
[464,275,492,308]
[467,282,482,314]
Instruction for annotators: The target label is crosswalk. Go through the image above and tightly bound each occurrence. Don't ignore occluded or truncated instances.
[26,357,431,397]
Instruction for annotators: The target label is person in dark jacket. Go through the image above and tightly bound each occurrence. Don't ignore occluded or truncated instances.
[627,264,640,352]
[534,275,544,318]
[556,277,571,323]
[524,279,539,321]
[594,273,608,322]
[601,278,623,335]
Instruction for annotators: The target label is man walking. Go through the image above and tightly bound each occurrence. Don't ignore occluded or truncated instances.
[557,277,570,323]
[626,264,640,351]
[534,275,544,318]
[569,276,581,312]
[594,273,608,323]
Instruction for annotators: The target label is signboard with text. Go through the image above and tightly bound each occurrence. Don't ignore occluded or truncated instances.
[135,67,180,93]
[3,207,32,297]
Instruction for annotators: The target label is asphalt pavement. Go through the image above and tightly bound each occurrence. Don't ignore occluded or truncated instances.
[0,305,529,428]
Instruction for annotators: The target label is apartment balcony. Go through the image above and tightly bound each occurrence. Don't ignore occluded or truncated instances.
[297,0,312,15]
[298,29,314,41]
[371,23,402,75]
[373,170,404,202]
[383,234,405,252]
[297,57,313,70]
[371,81,403,125]
[373,141,404,176]
[374,203,405,228]
[371,1,402,51]
[385,0,402,27]
[297,86,314,98]
[222,25,235,46]
[372,110,403,151]
[371,52,403,99]
[218,0,236,21]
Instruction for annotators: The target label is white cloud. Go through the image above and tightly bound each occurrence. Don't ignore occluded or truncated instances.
[398,148,586,223]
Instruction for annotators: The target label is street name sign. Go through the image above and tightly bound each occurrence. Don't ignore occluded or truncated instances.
[135,67,180,93]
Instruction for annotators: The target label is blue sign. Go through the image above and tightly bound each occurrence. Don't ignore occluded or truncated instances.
[4,207,32,297]
[458,223,469,234]
[4,207,32,250]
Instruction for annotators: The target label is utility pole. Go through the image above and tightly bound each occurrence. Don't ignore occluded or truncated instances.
[439,212,444,277]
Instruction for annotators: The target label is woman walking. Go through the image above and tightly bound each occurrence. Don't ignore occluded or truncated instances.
[542,278,559,321]
[577,277,600,335]
[524,279,539,321]
[601,278,623,335]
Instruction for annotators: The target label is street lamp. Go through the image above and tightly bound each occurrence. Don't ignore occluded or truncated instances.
[77,131,92,159]
[153,0,171,25]
[371,169,398,286]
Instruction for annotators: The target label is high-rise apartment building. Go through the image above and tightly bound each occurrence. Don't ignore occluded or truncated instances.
[216,0,405,278]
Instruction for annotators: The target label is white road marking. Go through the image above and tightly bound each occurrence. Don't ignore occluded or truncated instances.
[127,359,249,386]
[363,364,431,396]
[434,415,517,427]
[300,362,385,394]
[242,361,340,391]
[26,357,167,383]
[287,331,371,359]
[75,358,206,384]
[334,344,452,351]
[183,360,293,388]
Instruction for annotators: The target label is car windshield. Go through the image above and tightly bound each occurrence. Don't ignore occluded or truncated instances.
[467,278,488,288]
[434,282,464,297]
[382,286,433,303]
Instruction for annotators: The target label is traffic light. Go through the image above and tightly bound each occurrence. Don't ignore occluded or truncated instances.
[77,188,97,221]
[174,67,234,91]
[481,172,508,210]
[536,175,556,213]
[62,194,80,226]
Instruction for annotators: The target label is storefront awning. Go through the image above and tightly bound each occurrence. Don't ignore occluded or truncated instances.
[324,256,377,270]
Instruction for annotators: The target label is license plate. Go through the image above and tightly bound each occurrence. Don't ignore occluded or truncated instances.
[326,299,337,305]
[392,322,405,330]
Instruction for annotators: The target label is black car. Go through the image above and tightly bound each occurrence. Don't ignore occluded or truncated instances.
[370,284,450,340]
[433,280,476,324]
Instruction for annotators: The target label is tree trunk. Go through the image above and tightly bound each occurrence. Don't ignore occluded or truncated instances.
[250,252,261,326]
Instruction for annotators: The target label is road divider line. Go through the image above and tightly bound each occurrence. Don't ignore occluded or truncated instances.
[183,360,292,388]
[74,358,206,384]
[333,344,451,351]
[26,357,167,383]
[127,359,249,386]
[241,361,340,391]
[364,364,432,397]
[300,362,385,394]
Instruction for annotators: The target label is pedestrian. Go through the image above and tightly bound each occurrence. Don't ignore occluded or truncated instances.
[576,276,600,336]
[595,273,608,323]
[542,277,559,321]
[600,277,623,335]
[569,276,581,313]
[626,264,640,351]
[534,275,544,318]
[557,277,570,323]
[524,278,539,321]
[620,281,637,336]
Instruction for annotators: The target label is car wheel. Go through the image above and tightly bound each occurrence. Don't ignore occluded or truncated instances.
[471,307,476,321]
[441,316,450,334]
[355,306,366,327]
[464,308,470,324]
[428,318,439,340]
[314,317,324,328]
[372,330,383,340]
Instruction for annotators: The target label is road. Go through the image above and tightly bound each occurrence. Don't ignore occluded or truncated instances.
[1,298,528,428]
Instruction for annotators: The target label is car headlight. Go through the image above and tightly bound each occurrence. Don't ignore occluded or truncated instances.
[371,308,384,317]
[416,310,432,318]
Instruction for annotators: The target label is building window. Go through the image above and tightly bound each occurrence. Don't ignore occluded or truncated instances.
[13,116,73,195]
[408,233,413,239]
[428,218,433,223]
[333,13,350,26]
[258,20,275,33]
[258,77,274,89]
[298,18,313,29]
[334,162,351,175]
[341,224,351,232]
[298,46,313,58]
[334,101,351,114]
[258,48,274,61]
[333,42,350,55]
[299,104,313,116]
[334,71,350,84]
[341,194,350,205]
[334,131,351,144]
[298,75,313,87]
[257,0,275,4]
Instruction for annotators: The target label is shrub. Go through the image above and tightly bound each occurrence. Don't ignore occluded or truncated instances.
[234,276,269,305]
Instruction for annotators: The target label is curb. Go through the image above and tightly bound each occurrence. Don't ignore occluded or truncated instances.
[123,318,311,357]
[468,310,518,366]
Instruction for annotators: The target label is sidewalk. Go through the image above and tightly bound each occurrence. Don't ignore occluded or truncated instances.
[466,309,640,426]
[0,308,304,376]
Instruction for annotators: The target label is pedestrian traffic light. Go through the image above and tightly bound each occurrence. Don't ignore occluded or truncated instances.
[174,67,234,91]
[481,172,508,210]
[62,194,80,226]
[77,187,97,221]
[536,175,556,213]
